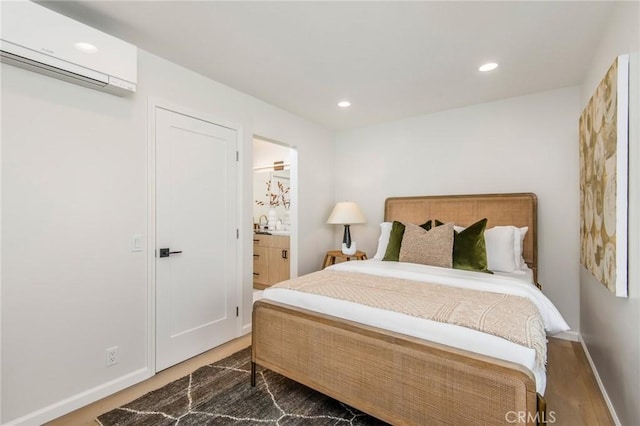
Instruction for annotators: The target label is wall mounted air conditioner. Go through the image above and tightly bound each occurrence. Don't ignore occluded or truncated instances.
[0,0,137,96]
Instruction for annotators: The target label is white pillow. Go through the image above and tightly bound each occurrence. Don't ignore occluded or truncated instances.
[517,226,529,270]
[484,226,519,272]
[484,225,529,273]
[373,222,393,260]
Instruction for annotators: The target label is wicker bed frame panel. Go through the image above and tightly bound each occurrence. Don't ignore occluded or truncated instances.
[253,300,538,425]
[252,193,542,425]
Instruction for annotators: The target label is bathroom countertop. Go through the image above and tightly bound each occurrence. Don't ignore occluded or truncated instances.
[255,230,291,236]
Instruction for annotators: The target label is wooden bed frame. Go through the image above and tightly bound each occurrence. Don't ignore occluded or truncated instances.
[252,193,543,425]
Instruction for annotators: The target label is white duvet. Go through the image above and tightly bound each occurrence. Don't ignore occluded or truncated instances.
[262,259,570,395]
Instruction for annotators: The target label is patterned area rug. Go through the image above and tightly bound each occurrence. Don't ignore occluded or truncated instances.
[96,347,387,425]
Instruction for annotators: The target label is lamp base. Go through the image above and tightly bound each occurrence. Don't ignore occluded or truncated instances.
[341,242,357,255]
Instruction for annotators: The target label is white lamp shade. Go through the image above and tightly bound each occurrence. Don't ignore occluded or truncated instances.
[327,202,366,224]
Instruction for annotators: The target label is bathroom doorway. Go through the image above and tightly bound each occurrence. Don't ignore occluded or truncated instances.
[252,137,297,292]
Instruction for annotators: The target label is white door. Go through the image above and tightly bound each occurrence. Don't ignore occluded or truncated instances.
[155,107,238,371]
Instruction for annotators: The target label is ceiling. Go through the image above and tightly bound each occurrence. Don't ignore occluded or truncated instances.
[39,1,614,130]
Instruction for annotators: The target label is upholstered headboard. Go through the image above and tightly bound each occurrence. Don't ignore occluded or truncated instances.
[384,193,538,281]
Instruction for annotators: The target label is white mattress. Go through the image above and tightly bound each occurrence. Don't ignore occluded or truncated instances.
[262,260,569,395]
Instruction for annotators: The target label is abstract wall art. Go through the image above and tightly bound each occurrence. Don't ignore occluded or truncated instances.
[579,54,629,297]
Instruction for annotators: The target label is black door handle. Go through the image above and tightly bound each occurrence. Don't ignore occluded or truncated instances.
[159,248,183,258]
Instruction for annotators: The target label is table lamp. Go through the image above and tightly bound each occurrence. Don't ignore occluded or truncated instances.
[327,201,366,255]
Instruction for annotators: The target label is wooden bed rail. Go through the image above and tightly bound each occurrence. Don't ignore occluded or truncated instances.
[252,299,544,425]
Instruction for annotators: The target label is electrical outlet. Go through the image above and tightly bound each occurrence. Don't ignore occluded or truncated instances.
[106,346,119,367]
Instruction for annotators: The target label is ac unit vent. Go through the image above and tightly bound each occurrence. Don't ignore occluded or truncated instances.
[0,1,137,96]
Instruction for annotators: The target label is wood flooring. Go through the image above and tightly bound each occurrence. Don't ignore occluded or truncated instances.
[46,336,613,425]
[46,335,252,426]
[545,337,614,425]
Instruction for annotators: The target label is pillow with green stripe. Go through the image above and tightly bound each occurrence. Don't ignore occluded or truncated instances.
[382,220,432,261]
[435,218,492,273]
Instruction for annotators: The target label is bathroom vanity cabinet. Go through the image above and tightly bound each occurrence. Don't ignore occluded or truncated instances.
[253,234,290,289]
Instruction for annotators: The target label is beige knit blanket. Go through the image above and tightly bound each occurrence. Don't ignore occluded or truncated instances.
[273,269,547,368]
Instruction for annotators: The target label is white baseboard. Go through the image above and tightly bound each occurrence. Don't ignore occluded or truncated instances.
[552,330,580,341]
[242,322,252,335]
[5,367,152,426]
[579,335,621,426]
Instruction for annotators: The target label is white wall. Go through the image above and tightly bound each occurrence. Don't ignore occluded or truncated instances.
[579,3,639,425]
[1,48,335,424]
[334,87,581,332]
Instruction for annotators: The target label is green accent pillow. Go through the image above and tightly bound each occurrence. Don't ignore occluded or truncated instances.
[382,220,432,261]
[435,218,492,273]
[382,221,405,261]
[420,220,432,231]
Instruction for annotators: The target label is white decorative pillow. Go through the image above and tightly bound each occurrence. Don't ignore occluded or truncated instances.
[373,222,393,260]
[517,227,529,270]
[484,225,529,273]
[484,226,518,272]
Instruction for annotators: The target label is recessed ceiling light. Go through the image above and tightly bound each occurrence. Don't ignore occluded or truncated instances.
[74,42,98,53]
[478,62,498,72]
[337,101,351,108]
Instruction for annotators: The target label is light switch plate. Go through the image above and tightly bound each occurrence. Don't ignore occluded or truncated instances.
[131,234,143,252]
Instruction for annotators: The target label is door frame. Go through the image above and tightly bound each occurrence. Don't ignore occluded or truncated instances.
[252,135,299,282]
[146,98,244,374]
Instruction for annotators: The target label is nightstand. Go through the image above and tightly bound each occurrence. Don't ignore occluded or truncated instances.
[322,250,367,269]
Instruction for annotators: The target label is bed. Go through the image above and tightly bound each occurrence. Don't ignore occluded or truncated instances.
[251,193,568,425]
